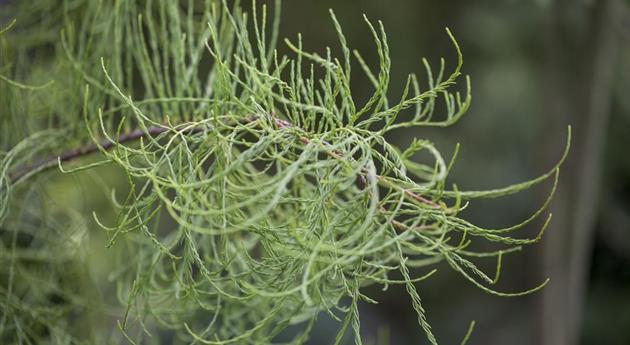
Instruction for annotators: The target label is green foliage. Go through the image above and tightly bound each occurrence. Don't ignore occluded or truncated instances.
[0,1,569,344]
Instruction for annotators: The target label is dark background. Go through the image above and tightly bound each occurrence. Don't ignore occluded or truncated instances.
[276,0,630,344]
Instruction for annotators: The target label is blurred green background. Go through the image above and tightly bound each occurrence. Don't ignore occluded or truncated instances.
[276,0,630,344]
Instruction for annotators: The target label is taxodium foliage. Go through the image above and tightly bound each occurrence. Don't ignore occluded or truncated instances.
[0,1,569,344]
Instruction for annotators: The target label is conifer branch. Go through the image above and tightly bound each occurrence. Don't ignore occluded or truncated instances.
[0,1,567,344]
[10,114,440,211]
[8,126,187,183]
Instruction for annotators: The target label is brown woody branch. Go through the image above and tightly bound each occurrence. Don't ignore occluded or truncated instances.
[8,116,440,211]
[8,126,203,183]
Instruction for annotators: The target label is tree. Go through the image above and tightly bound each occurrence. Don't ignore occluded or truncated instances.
[538,0,624,344]
[0,1,568,343]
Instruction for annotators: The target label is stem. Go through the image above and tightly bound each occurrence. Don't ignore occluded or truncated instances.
[8,116,439,210]
[8,126,201,183]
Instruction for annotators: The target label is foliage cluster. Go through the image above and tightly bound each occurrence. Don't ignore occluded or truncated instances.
[0,1,568,344]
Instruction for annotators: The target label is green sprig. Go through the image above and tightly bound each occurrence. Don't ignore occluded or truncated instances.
[0,1,568,344]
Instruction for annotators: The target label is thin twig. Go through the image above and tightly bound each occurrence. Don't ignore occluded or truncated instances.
[8,126,201,183]
[8,115,439,210]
